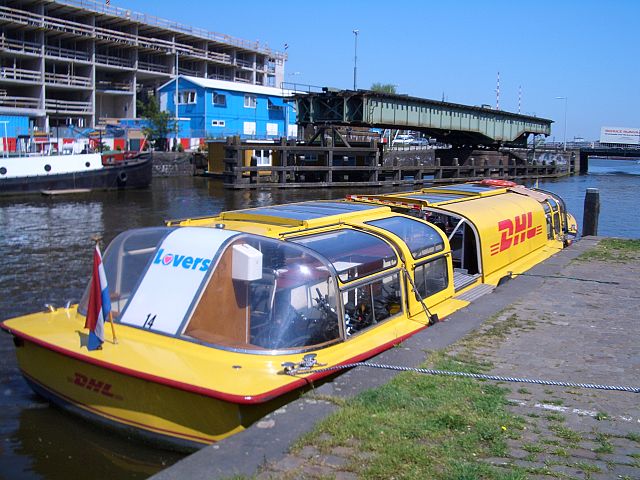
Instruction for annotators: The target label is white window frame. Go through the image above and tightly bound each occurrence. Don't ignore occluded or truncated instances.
[244,94,257,109]
[212,92,227,107]
[243,121,256,135]
[177,90,197,105]
[211,120,226,127]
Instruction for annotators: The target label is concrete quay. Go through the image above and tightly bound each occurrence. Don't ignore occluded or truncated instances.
[153,237,639,480]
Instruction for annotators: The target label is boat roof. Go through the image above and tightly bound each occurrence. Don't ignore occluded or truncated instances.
[346,182,517,209]
[167,200,392,231]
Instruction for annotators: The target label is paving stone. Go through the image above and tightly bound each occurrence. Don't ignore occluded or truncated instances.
[270,454,307,471]
[298,463,335,477]
[608,464,640,478]
[330,446,356,457]
[567,448,600,460]
[298,446,320,459]
[333,472,358,480]
[318,454,349,468]
[596,453,636,466]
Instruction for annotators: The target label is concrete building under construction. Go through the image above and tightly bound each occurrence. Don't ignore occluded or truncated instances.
[0,0,287,133]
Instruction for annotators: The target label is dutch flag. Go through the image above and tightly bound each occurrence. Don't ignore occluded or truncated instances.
[85,245,111,351]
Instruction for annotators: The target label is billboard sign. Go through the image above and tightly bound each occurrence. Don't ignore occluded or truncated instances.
[600,126,640,145]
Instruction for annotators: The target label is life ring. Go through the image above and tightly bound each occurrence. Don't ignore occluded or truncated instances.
[479,179,517,188]
[117,171,128,185]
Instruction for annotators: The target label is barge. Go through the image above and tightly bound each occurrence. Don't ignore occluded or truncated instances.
[1,181,576,450]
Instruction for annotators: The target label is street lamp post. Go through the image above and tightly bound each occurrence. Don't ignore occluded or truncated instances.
[352,29,359,91]
[175,50,179,150]
[555,96,567,151]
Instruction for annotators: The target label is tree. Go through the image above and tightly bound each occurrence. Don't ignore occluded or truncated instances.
[137,96,175,151]
[370,83,397,94]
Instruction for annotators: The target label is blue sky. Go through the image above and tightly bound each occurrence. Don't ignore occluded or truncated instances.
[126,0,639,141]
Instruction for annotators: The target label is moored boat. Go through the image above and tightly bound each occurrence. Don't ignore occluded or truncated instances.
[1,181,577,451]
[0,150,152,196]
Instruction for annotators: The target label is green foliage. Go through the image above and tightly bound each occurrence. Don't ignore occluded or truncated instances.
[298,352,524,479]
[137,96,175,151]
[370,82,397,94]
[576,238,640,262]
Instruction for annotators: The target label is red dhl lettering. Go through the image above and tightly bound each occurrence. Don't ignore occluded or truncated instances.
[72,372,115,398]
[490,212,543,255]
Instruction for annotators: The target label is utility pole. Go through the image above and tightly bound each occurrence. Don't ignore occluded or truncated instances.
[352,29,359,91]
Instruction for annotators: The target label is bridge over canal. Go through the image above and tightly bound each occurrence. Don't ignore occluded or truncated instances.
[293,89,553,148]
[579,146,640,172]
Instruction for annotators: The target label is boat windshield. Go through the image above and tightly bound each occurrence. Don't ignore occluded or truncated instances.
[184,236,341,352]
[290,229,398,282]
[78,227,174,318]
[366,216,444,259]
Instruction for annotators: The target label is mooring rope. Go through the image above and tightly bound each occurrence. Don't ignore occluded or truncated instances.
[508,272,620,285]
[284,362,640,393]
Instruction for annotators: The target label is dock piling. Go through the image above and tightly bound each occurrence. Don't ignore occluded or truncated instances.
[582,188,600,236]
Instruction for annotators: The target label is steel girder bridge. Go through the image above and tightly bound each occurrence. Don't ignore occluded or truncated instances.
[293,89,553,147]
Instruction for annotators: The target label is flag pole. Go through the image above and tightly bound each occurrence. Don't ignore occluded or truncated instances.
[92,234,117,344]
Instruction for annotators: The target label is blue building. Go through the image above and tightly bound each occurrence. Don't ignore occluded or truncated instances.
[157,76,297,141]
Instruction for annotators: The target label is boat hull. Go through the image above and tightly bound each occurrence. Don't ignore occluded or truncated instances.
[14,339,285,451]
[0,154,152,196]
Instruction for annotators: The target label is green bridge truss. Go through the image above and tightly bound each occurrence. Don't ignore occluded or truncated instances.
[293,89,552,147]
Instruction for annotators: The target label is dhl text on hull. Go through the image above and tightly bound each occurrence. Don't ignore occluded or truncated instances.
[1,180,577,450]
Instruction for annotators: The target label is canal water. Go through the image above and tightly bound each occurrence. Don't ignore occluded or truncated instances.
[0,157,638,479]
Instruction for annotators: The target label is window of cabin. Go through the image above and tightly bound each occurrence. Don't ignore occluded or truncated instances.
[413,256,449,301]
[183,236,340,351]
[342,272,401,337]
[77,227,173,319]
[213,92,227,107]
[211,120,226,127]
[291,229,398,283]
[244,94,257,108]
[367,216,444,259]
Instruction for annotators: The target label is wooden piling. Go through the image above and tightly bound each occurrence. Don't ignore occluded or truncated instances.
[582,188,600,237]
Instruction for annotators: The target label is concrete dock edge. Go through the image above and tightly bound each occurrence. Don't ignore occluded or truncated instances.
[152,237,602,480]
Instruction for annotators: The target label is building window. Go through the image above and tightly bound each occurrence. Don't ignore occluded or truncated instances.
[177,90,197,104]
[243,121,256,135]
[266,123,278,136]
[267,99,282,111]
[244,94,257,108]
[213,93,226,107]
[211,120,226,127]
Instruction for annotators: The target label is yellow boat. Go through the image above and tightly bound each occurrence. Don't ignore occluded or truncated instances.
[1,181,577,451]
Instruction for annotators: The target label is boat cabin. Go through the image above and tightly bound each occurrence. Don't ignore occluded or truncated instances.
[348,182,576,288]
[80,202,452,353]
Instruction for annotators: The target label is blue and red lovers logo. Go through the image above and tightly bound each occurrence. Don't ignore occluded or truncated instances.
[153,248,212,271]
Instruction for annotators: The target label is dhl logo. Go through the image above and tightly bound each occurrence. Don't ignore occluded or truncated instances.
[490,212,542,256]
[69,372,122,400]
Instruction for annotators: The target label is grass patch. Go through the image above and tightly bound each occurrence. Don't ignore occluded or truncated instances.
[550,425,583,444]
[295,352,525,479]
[551,447,569,458]
[517,388,531,395]
[626,432,640,443]
[573,461,602,473]
[575,238,640,263]
[545,413,566,423]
